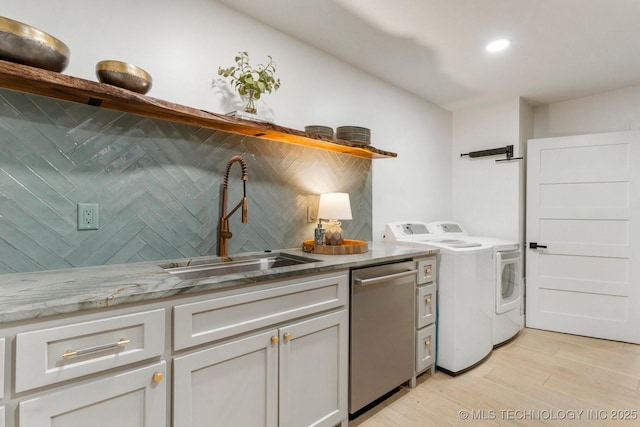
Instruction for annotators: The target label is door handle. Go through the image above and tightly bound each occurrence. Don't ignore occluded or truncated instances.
[529,242,548,249]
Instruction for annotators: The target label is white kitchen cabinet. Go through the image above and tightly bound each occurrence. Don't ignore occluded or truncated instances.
[174,310,348,427]
[1,268,352,427]
[15,309,165,392]
[414,257,437,377]
[174,329,279,426]
[416,324,436,373]
[416,257,436,285]
[417,283,437,329]
[1,307,166,427]
[279,310,348,427]
[19,361,166,427]
[173,271,349,427]
[173,272,347,351]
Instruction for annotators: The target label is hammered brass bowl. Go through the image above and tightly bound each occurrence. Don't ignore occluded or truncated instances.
[0,16,70,72]
[96,60,152,94]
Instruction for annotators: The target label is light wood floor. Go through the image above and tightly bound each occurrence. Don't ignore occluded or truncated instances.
[350,328,640,426]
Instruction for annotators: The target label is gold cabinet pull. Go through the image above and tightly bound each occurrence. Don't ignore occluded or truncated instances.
[62,338,130,359]
[425,267,432,275]
[271,336,279,344]
[152,372,164,383]
[425,297,432,305]
[283,333,292,342]
[425,340,431,347]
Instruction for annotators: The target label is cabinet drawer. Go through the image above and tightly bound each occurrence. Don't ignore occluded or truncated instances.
[174,272,348,350]
[15,309,165,392]
[19,361,166,427]
[416,257,436,285]
[416,283,437,329]
[0,338,4,400]
[416,324,436,374]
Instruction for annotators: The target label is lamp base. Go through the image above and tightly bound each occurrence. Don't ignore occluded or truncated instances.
[325,220,344,245]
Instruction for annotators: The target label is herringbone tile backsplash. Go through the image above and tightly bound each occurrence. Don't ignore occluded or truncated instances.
[0,89,372,274]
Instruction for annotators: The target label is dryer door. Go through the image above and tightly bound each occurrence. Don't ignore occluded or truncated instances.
[496,250,521,314]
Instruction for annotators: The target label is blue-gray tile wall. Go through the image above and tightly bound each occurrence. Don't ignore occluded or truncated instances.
[0,89,372,274]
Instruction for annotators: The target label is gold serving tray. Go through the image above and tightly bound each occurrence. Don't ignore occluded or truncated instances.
[302,239,368,255]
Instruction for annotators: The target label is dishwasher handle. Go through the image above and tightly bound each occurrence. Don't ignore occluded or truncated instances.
[353,269,417,286]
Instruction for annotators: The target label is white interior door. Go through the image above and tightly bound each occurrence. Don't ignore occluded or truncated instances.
[526,131,640,344]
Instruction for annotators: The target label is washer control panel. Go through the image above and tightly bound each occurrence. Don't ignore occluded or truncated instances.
[383,222,432,241]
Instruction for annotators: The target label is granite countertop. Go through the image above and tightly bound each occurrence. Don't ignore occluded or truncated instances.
[0,242,437,325]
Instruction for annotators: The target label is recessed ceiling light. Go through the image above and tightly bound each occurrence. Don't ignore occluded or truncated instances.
[486,39,511,52]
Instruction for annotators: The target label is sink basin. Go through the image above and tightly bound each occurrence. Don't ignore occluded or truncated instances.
[163,252,319,279]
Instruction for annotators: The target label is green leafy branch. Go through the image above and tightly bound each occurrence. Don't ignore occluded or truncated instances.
[218,51,281,100]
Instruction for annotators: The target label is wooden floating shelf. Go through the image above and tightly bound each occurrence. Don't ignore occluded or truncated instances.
[0,60,397,159]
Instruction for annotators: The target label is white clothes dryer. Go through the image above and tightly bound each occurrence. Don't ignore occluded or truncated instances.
[383,221,494,375]
[427,222,524,346]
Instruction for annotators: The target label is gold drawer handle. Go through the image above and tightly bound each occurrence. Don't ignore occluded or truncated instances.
[62,338,130,359]
[271,336,279,344]
[283,333,292,342]
[425,267,432,275]
[425,297,432,305]
[425,340,431,347]
[152,372,164,383]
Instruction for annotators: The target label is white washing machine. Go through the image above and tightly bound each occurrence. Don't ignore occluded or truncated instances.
[427,222,524,346]
[384,221,494,375]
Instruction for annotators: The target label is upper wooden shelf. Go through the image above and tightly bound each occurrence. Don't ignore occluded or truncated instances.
[0,60,396,159]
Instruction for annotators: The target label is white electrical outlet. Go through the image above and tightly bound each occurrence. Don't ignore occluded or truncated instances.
[77,203,99,230]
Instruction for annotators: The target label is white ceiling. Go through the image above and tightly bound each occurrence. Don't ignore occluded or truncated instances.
[217,0,640,111]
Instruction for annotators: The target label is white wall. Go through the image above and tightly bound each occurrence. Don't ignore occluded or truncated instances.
[534,85,640,138]
[451,97,532,244]
[5,0,452,241]
[373,96,452,240]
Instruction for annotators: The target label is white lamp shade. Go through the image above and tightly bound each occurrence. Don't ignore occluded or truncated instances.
[318,193,352,220]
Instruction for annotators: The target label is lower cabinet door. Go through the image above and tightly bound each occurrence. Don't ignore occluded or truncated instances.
[416,283,437,329]
[416,324,436,374]
[173,330,279,427]
[19,361,166,427]
[279,310,348,427]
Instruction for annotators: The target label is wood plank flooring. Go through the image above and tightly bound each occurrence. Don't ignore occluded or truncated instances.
[350,328,640,426]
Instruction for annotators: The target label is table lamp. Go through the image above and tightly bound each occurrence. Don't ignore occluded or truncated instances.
[318,192,352,245]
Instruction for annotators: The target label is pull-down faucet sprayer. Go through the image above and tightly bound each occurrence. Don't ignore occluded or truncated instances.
[218,155,248,258]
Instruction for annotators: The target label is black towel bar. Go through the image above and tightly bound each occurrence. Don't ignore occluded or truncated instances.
[460,145,523,162]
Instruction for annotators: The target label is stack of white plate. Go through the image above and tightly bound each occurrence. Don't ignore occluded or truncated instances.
[336,126,371,145]
[305,125,334,138]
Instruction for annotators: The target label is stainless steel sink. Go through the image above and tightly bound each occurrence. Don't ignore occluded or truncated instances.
[162,252,319,279]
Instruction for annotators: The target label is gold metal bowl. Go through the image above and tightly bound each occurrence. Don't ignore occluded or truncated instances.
[95,60,152,94]
[0,16,70,72]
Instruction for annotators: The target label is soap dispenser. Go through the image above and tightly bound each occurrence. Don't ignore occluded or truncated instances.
[314,220,325,245]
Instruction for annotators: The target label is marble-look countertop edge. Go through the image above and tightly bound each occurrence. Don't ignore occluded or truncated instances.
[0,242,438,325]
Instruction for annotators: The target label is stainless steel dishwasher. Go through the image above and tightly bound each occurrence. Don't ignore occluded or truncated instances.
[349,260,416,415]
